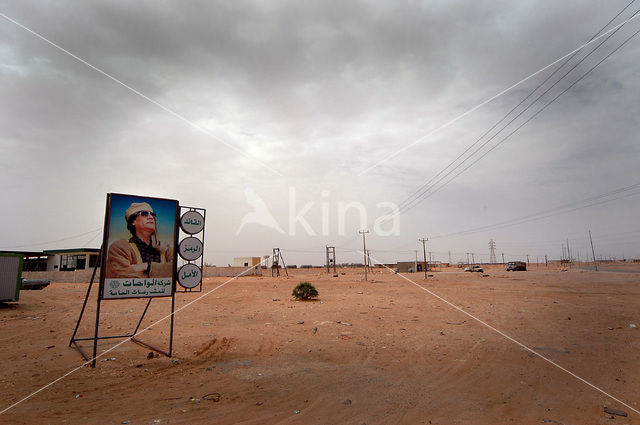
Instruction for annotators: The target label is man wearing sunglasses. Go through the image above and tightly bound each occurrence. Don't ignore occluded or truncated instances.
[105,202,173,278]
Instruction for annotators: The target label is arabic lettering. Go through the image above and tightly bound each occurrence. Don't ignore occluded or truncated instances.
[106,278,172,297]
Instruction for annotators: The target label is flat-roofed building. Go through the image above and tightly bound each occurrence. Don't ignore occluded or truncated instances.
[43,248,101,271]
[396,261,422,273]
[233,257,262,267]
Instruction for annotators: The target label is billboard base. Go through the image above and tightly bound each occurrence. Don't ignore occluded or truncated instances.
[68,246,175,368]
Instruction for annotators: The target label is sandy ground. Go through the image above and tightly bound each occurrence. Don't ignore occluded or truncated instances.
[1,265,639,424]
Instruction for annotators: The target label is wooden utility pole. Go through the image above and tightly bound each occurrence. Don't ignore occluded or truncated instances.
[589,230,598,271]
[359,230,369,281]
[419,238,428,279]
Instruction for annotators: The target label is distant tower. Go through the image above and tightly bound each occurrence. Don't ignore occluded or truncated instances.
[489,239,497,264]
[271,248,288,277]
[326,246,336,273]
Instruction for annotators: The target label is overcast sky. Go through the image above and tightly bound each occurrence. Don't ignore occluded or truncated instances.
[1,1,639,266]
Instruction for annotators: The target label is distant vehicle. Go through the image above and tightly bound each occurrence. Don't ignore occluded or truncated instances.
[21,279,50,290]
[464,265,484,273]
[506,261,526,271]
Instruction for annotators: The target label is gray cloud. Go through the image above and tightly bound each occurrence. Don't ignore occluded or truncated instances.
[0,0,638,264]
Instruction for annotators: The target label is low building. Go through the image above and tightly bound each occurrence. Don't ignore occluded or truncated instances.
[0,250,47,271]
[0,248,100,272]
[44,248,101,271]
[396,261,422,273]
[233,257,262,268]
[204,265,262,277]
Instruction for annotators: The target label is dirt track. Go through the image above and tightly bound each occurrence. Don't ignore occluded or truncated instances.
[1,266,639,424]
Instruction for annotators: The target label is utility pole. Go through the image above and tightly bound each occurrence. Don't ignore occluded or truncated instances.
[466,252,470,265]
[414,250,418,273]
[359,230,369,281]
[566,238,572,269]
[419,238,428,279]
[545,254,548,266]
[526,254,529,264]
[589,230,598,271]
[448,251,452,265]
[501,253,505,264]
[471,253,475,264]
[428,252,432,272]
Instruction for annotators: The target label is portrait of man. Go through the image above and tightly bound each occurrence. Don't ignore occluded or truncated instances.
[100,194,178,302]
[105,201,175,279]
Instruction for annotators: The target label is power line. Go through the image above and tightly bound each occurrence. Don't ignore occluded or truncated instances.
[432,182,640,239]
[421,23,640,206]
[0,11,282,176]
[0,227,103,250]
[395,1,638,214]
[358,6,640,176]
[389,5,640,220]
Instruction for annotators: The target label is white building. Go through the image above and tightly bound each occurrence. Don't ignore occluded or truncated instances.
[233,257,262,267]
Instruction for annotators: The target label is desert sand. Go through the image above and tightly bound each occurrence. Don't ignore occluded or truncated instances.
[1,265,639,424]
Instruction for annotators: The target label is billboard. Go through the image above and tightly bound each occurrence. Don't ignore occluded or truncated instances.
[100,193,179,299]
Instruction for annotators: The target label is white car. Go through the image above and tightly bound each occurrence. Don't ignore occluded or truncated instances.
[464,265,484,273]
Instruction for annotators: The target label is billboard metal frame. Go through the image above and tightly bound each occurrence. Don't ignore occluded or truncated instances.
[69,193,179,367]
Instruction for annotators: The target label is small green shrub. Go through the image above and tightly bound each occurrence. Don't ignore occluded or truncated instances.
[292,282,318,300]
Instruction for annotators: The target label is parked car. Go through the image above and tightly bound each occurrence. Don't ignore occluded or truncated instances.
[21,279,50,290]
[506,261,526,271]
[464,265,484,273]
